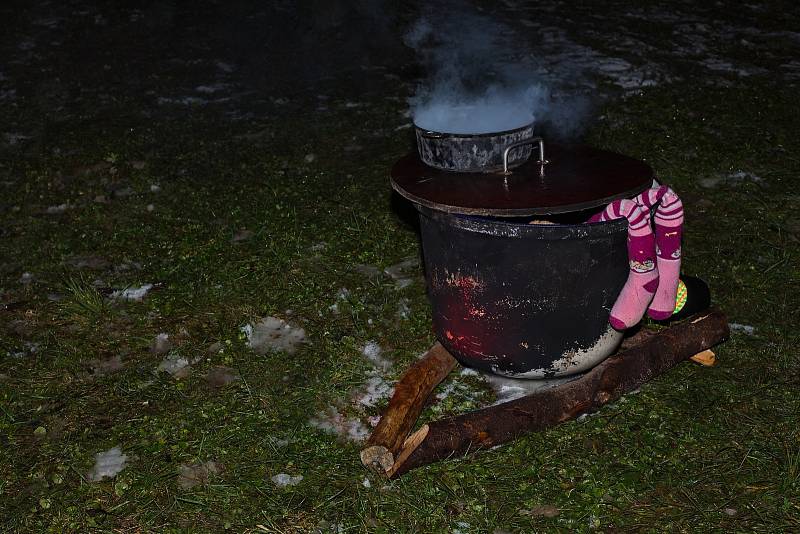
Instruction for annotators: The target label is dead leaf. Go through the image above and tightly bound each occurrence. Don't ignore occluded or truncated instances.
[178,461,222,489]
[205,366,240,388]
[521,505,560,518]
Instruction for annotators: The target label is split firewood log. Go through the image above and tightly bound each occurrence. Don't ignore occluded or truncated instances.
[360,343,457,474]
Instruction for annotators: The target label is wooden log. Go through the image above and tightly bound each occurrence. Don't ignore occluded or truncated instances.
[386,309,729,478]
[360,342,457,474]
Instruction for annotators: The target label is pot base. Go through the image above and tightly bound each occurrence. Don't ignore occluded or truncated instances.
[484,325,623,379]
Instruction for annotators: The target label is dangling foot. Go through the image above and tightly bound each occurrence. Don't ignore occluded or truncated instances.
[598,199,659,331]
[648,189,683,319]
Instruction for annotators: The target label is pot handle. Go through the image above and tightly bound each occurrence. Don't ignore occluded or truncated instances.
[503,137,548,175]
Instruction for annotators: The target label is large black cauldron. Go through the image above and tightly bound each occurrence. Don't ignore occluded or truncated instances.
[418,207,628,377]
[391,142,653,377]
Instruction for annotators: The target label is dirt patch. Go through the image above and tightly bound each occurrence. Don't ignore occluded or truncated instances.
[178,461,223,489]
[205,366,240,389]
[88,354,124,376]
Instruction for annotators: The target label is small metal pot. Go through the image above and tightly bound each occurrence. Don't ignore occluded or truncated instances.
[414,121,536,173]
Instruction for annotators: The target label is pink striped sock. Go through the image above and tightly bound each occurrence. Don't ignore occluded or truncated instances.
[633,185,669,212]
[648,190,683,319]
[598,199,659,331]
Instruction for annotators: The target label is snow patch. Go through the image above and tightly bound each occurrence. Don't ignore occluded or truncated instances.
[87,446,128,481]
[111,284,153,301]
[242,316,306,355]
[729,323,755,335]
[231,229,253,242]
[328,288,350,313]
[150,333,172,354]
[157,96,208,106]
[361,341,391,371]
[309,406,370,443]
[384,257,419,289]
[397,298,411,320]
[354,264,382,277]
[4,133,30,145]
[271,473,303,487]
[157,353,190,378]
[483,372,577,406]
[46,204,69,214]
[699,57,768,77]
[268,436,290,448]
[34,17,61,28]
[700,170,763,188]
[352,375,394,408]
[195,83,228,94]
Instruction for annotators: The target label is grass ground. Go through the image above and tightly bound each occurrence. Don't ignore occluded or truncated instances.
[1,1,799,532]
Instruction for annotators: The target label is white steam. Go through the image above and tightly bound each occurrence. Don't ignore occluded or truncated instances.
[413,85,545,134]
[405,4,590,138]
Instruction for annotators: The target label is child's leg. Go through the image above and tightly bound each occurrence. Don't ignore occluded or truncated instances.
[601,199,659,331]
[648,190,683,319]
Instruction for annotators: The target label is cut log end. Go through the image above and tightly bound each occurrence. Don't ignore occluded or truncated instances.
[360,445,394,475]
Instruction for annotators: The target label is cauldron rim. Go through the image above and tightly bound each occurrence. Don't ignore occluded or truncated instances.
[417,205,627,239]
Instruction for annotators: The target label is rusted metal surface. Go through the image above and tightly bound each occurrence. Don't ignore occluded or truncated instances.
[391,143,653,216]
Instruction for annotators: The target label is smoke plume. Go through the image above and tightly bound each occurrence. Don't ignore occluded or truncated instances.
[405,3,591,138]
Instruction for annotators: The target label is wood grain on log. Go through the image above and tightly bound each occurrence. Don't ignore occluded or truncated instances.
[360,342,457,474]
[386,309,729,478]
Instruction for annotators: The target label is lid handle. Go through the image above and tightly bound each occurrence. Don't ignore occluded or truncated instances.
[503,137,548,176]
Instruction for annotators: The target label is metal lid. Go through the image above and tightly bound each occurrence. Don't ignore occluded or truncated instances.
[390,143,654,216]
